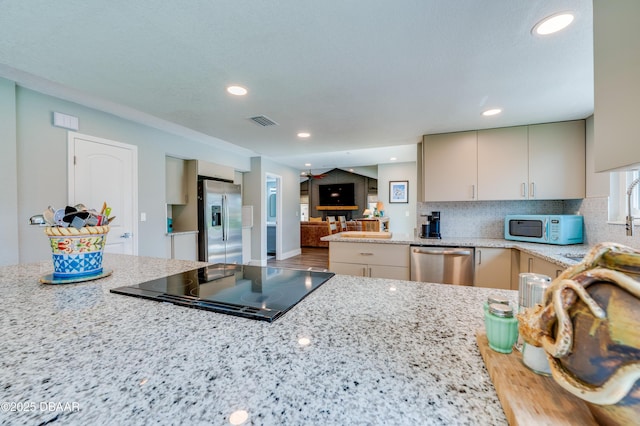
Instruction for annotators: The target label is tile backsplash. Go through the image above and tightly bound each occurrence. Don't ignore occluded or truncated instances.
[418,197,639,249]
[569,197,640,247]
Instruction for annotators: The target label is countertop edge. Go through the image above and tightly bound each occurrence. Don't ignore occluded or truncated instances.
[165,230,199,236]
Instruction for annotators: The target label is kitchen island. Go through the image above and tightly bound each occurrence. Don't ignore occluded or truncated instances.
[1,254,512,425]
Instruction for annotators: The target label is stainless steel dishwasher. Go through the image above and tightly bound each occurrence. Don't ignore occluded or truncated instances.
[410,246,475,285]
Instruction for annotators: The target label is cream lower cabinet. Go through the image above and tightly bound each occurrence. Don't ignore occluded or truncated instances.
[474,248,513,290]
[519,252,565,279]
[329,242,410,280]
[167,232,198,261]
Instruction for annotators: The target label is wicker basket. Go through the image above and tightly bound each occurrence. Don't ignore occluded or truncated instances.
[45,225,110,278]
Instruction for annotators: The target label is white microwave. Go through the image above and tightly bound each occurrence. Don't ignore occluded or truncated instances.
[504,215,584,245]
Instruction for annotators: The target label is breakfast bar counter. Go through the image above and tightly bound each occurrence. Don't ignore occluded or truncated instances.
[1,254,512,425]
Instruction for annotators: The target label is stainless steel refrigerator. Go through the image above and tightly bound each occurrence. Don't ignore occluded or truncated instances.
[198,178,242,264]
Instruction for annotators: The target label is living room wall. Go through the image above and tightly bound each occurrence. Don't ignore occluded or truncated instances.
[378,161,417,235]
[244,156,302,265]
[301,168,377,220]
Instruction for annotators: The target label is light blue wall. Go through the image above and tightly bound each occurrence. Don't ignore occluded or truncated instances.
[6,83,273,264]
[0,78,19,266]
[378,162,417,235]
[244,157,301,265]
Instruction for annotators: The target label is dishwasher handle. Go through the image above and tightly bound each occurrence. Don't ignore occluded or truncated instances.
[412,247,473,256]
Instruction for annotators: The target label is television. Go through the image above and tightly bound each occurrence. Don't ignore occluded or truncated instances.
[318,183,355,206]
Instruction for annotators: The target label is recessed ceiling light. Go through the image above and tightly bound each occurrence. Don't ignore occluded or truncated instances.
[390,157,397,161]
[532,12,575,36]
[482,108,502,117]
[226,85,248,96]
[297,132,311,138]
[304,163,311,167]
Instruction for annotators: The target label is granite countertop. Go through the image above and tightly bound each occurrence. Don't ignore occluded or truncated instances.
[165,230,199,236]
[0,254,512,425]
[322,233,591,268]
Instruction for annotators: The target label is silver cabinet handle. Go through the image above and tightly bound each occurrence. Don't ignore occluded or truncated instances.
[471,184,476,200]
[120,232,132,239]
[530,182,535,198]
[477,249,482,265]
[521,182,526,197]
[359,252,374,256]
[413,248,472,256]
[528,257,533,273]
[362,267,367,277]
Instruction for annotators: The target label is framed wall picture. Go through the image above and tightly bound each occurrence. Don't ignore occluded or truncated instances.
[389,181,409,203]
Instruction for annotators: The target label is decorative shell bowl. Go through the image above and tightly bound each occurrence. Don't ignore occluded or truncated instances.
[517,242,640,426]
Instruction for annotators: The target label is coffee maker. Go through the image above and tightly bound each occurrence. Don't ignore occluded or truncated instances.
[429,211,441,239]
[420,211,442,239]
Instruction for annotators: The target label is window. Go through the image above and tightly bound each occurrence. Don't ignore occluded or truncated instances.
[609,170,640,223]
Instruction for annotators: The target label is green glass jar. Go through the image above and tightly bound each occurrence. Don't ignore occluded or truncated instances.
[484,303,519,354]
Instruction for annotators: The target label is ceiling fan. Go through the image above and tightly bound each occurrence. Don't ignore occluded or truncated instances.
[301,170,327,180]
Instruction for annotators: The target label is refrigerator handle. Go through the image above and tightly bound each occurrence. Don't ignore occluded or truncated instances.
[222,194,227,241]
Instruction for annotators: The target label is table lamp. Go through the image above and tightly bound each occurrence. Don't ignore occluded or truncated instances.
[363,209,372,218]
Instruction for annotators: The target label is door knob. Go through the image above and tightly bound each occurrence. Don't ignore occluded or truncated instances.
[120,232,132,239]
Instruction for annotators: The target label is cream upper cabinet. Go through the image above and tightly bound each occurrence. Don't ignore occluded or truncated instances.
[477,126,528,200]
[423,120,585,202]
[585,116,610,198]
[593,1,640,172]
[528,121,585,200]
[197,160,235,182]
[423,131,477,201]
[166,156,187,205]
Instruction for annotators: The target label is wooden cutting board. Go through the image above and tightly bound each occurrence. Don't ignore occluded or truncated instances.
[476,331,598,425]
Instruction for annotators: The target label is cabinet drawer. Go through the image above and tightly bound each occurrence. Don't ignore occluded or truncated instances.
[330,262,368,277]
[330,262,410,280]
[370,265,410,280]
[330,242,409,267]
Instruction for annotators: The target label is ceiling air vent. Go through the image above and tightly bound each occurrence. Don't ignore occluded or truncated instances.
[249,115,279,127]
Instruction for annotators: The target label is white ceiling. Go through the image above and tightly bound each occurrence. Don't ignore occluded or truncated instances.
[0,1,593,173]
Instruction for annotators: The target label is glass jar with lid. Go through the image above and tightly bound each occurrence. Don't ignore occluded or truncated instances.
[484,302,519,354]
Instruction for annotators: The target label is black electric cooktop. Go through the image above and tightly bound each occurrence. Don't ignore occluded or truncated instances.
[110,264,334,322]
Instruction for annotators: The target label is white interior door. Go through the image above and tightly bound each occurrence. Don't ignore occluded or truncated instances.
[68,132,138,255]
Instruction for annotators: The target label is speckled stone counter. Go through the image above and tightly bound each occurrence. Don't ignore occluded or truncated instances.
[0,254,512,425]
[322,233,592,268]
